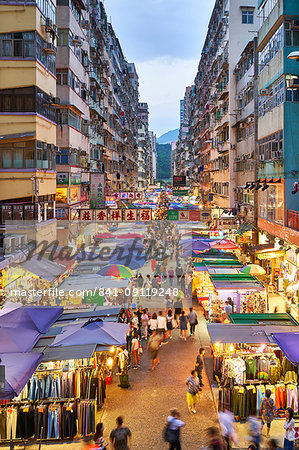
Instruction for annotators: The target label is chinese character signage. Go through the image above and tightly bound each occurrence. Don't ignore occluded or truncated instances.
[90,173,105,209]
[120,192,128,199]
[80,209,93,221]
[173,176,186,187]
[95,209,108,221]
[135,192,143,200]
[217,218,237,230]
[127,192,135,200]
[179,210,189,221]
[124,210,137,221]
[110,209,123,221]
[167,210,179,221]
[139,209,152,221]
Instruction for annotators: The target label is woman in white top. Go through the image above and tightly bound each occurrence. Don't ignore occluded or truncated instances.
[148,312,158,334]
[131,331,140,369]
[284,407,295,450]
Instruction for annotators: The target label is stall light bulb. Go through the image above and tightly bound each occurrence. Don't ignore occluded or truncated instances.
[107,357,113,368]
[215,342,220,349]
[229,344,234,352]
[110,346,116,353]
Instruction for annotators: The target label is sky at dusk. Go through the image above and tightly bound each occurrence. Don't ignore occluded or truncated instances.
[105,0,215,137]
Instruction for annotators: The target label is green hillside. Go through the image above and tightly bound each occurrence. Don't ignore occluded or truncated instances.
[156,143,171,180]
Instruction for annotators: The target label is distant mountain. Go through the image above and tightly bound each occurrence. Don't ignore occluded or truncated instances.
[157,128,179,144]
[156,143,172,180]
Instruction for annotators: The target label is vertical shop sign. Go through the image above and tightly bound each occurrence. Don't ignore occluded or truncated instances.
[90,173,105,209]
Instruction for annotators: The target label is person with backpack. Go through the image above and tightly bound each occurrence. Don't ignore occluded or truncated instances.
[164,408,185,450]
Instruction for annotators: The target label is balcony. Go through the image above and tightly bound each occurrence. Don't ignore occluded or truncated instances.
[287,210,299,231]
[89,98,105,120]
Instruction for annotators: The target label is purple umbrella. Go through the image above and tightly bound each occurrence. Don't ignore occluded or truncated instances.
[0,327,40,353]
[192,240,211,251]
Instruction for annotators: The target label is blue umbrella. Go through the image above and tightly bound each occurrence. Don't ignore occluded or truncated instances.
[108,252,146,269]
[192,240,211,251]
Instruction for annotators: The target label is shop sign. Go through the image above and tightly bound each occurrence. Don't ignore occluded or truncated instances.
[189,210,201,221]
[70,173,81,185]
[127,192,135,200]
[135,192,143,200]
[95,209,108,221]
[0,366,4,392]
[179,210,189,221]
[173,190,189,196]
[236,232,251,244]
[167,210,179,221]
[56,172,69,185]
[70,186,80,203]
[256,250,285,260]
[109,209,123,221]
[139,209,152,221]
[208,194,214,202]
[120,192,128,199]
[217,218,238,230]
[80,209,93,221]
[124,209,137,221]
[173,176,186,187]
[200,210,211,221]
[90,173,105,209]
[56,208,69,220]
[56,187,68,204]
[209,231,224,240]
[286,247,299,267]
[113,192,142,200]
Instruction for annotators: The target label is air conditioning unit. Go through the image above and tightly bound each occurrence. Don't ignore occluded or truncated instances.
[73,35,81,43]
[259,154,265,161]
[248,81,254,87]
[52,97,60,104]
[291,19,299,30]
[82,20,90,28]
[90,80,96,87]
[239,123,246,128]
[247,117,254,123]
[238,94,243,100]
[289,78,299,88]
[273,151,282,159]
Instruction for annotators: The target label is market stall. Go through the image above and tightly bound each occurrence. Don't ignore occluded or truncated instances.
[208,323,299,420]
[0,319,128,444]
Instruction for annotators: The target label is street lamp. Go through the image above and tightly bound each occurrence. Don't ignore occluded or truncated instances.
[287,51,299,61]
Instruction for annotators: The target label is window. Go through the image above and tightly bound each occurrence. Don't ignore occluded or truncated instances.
[259,184,284,224]
[0,86,56,123]
[285,21,299,46]
[0,141,55,170]
[258,24,283,73]
[258,130,283,161]
[258,76,285,117]
[242,10,254,24]
[56,109,81,132]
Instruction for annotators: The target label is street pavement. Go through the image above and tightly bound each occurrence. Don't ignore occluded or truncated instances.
[100,306,218,449]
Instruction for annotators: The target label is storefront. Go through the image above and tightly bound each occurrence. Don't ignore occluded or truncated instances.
[208,323,299,419]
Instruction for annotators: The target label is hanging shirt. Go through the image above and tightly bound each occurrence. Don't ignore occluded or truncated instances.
[257,358,270,380]
[245,358,257,380]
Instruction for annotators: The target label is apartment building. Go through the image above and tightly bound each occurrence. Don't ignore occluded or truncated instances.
[256,0,299,245]
[189,0,257,208]
[0,0,57,233]
[137,102,153,190]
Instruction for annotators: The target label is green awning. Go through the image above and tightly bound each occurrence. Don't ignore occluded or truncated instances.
[229,313,299,326]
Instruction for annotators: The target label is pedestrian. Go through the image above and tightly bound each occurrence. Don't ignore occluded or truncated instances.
[166,309,174,339]
[131,331,141,369]
[141,308,149,340]
[284,407,295,450]
[126,324,133,353]
[131,311,139,330]
[206,427,225,450]
[148,312,158,335]
[224,301,233,316]
[94,423,108,449]
[157,310,167,337]
[110,416,132,450]
[187,307,198,337]
[137,306,143,328]
[165,408,185,450]
[259,389,276,438]
[168,267,175,286]
[118,312,127,324]
[147,330,162,371]
[219,407,237,450]
[179,310,188,341]
[195,347,205,387]
[145,274,152,301]
[137,273,144,292]
[174,297,182,321]
[185,370,200,414]
[248,415,261,450]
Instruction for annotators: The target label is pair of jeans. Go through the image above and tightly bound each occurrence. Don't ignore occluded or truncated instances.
[35,406,47,439]
[6,407,17,440]
[47,407,60,439]
[190,323,196,335]
[284,439,294,450]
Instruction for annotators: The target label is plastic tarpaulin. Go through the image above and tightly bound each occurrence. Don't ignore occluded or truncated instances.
[0,352,42,399]
[0,306,63,333]
[272,332,299,365]
[51,321,129,347]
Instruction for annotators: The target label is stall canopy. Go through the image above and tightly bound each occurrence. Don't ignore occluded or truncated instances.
[209,274,264,291]
[272,333,299,366]
[51,320,129,347]
[0,327,40,353]
[208,324,299,344]
[0,306,63,333]
[0,352,42,399]
[19,256,65,282]
[229,313,299,326]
